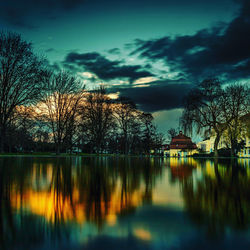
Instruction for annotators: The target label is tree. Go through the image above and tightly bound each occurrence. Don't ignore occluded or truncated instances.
[79,87,114,154]
[32,118,50,152]
[0,31,45,152]
[40,71,85,154]
[113,97,138,154]
[222,84,250,157]
[8,106,37,152]
[139,112,163,154]
[167,128,178,141]
[181,79,230,158]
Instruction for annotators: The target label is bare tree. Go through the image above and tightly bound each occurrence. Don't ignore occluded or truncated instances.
[167,128,178,141]
[181,79,231,158]
[79,87,114,154]
[113,97,138,154]
[0,31,44,152]
[1,106,37,152]
[138,112,157,154]
[40,71,85,154]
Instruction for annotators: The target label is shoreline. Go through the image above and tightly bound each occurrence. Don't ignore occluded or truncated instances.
[0,153,249,159]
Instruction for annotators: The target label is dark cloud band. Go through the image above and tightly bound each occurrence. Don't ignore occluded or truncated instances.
[130,0,250,81]
[64,52,153,83]
[109,80,194,112]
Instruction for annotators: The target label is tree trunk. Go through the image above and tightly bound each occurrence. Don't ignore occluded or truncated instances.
[230,138,237,158]
[125,141,128,155]
[0,127,6,153]
[96,138,101,154]
[214,133,221,158]
[56,143,60,155]
[124,133,129,155]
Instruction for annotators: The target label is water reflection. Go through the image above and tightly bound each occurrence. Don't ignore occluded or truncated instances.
[0,157,249,249]
[181,159,250,236]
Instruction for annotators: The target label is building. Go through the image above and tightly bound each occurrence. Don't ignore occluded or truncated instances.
[197,136,227,154]
[197,113,250,157]
[197,135,250,158]
[162,144,170,157]
[169,131,198,157]
[238,114,250,158]
[238,135,250,158]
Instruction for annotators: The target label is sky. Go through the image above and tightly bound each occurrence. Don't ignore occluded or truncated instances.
[1,0,249,141]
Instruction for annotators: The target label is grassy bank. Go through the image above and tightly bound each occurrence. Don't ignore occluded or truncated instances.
[0,152,151,157]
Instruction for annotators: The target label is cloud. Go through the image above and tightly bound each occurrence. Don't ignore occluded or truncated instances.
[45,48,56,53]
[0,0,86,28]
[63,52,153,83]
[108,79,194,112]
[107,48,121,55]
[130,0,250,81]
[134,77,159,85]
[1,0,237,30]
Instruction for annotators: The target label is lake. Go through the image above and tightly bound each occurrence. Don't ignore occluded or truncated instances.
[0,156,249,250]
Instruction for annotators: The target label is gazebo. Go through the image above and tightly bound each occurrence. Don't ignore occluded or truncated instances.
[169,131,197,157]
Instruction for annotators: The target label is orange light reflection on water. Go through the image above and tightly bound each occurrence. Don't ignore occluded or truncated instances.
[11,168,146,226]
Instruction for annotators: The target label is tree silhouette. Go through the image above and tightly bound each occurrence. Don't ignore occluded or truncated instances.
[40,71,85,154]
[181,79,232,157]
[0,31,45,152]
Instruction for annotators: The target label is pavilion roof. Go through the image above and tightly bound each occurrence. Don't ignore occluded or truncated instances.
[170,131,197,150]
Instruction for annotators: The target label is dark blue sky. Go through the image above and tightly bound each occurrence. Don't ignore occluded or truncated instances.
[1,0,249,139]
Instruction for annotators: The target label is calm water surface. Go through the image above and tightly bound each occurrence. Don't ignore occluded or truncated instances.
[0,157,249,250]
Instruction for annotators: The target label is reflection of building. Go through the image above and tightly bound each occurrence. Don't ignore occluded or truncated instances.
[169,158,196,180]
[169,131,197,157]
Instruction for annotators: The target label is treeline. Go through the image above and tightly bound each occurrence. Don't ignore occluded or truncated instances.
[0,31,163,154]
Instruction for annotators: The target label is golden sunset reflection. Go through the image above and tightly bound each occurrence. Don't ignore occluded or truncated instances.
[8,157,227,226]
[10,164,147,225]
[0,157,249,250]
[133,228,152,241]
[2,156,249,239]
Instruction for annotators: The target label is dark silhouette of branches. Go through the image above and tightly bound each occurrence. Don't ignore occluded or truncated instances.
[181,79,234,157]
[79,87,114,154]
[222,84,250,156]
[40,71,85,154]
[0,31,45,152]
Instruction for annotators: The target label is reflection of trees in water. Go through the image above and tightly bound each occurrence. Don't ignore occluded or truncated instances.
[75,157,163,227]
[51,159,75,226]
[76,157,116,228]
[0,158,73,249]
[0,156,163,248]
[181,159,250,237]
[0,161,15,249]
